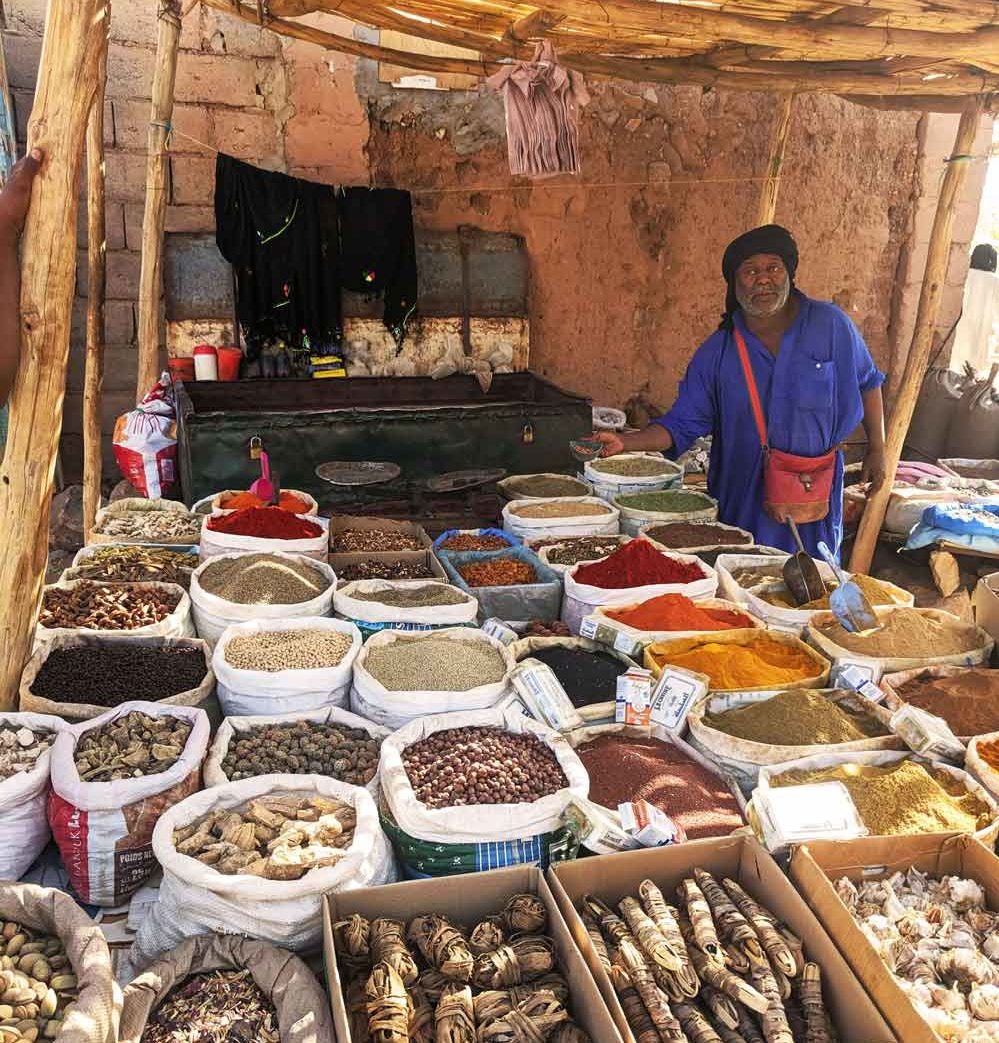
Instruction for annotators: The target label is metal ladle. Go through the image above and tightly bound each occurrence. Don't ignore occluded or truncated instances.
[782,519,827,606]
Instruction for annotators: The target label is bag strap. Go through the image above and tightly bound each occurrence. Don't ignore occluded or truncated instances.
[733,328,768,450]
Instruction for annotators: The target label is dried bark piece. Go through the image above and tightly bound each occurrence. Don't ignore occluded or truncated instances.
[721,880,797,979]
[693,869,766,968]
[678,879,725,969]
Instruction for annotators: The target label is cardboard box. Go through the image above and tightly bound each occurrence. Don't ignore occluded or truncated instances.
[549,834,895,1043]
[789,833,999,1043]
[327,514,433,563]
[328,548,448,581]
[973,572,999,650]
[322,864,625,1043]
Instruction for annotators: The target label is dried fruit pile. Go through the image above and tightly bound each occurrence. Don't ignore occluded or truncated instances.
[333,893,593,1043]
[0,920,82,1042]
[332,530,423,553]
[39,582,182,631]
[74,712,192,782]
[580,871,838,1043]
[68,546,198,587]
[220,721,381,786]
[0,726,54,781]
[173,793,356,880]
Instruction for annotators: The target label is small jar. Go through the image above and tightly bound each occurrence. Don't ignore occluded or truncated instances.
[193,344,218,381]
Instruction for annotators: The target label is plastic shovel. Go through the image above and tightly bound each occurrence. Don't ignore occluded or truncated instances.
[249,450,273,502]
[816,540,880,634]
[782,519,827,606]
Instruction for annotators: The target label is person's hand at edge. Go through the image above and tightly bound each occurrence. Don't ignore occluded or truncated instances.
[0,148,43,245]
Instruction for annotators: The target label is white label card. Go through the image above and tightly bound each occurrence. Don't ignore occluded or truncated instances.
[649,667,708,731]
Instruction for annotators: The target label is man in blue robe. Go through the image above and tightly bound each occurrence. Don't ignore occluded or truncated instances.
[597,225,886,558]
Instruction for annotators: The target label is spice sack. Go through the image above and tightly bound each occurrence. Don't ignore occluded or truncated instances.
[212,617,361,716]
[502,496,620,541]
[131,775,393,966]
[0,712,67,880]
[48,701,210,906]
[334,578,478,640]
[442,546,562,622]
[119,934,334,1043]
[199,511,329,562]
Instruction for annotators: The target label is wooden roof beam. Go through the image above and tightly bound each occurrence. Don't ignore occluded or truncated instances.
[505,8,566,42]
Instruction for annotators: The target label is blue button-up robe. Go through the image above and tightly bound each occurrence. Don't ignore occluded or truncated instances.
[654,294,885,558]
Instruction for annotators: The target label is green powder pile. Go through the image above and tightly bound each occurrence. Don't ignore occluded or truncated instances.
[616,490,714,514]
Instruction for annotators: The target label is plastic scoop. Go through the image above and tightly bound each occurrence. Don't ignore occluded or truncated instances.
[570,437,606,463]
[816,540,879,634]
[249,449,273,502]
[782,519,827,606]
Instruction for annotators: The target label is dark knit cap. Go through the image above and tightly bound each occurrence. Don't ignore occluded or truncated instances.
[720,224,799,328]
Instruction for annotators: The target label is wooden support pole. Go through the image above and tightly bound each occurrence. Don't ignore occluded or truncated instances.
[756,94,794,226]
[0,0,108,709]
[136,0,182,403]
[849,98,984,574]
[83,41,109,545]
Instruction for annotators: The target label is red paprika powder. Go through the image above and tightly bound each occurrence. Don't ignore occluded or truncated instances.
[607,593,751,632]
[572,538,704,589]
[219,490,310,513]
[207,506,322,540]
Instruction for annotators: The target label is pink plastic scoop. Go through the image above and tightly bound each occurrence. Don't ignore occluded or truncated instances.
[249,450,274,502]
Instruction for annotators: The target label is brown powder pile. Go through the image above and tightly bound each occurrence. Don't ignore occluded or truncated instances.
[705,689,888,747]
[772,760,991,836]
[894,668,999,735]
[815,608,981,659]
[761,574,904,611]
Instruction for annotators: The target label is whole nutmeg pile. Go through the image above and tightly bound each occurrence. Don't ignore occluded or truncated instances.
[221,721,381,785]
[0,726,54,782]
[0,921,80,1042]
[74,711,192,782]
[39,582,181,632]
[402,727,568,808]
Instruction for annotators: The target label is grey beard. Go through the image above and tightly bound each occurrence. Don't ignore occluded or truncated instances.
[737,279,790,317]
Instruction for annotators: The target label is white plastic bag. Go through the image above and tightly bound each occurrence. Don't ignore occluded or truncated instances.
[35,580,195,648]
[131,775,393,965]
[333,579,477,639]
[212,617,362,716]
[0,712,68,880]
[561,551,717,634]
[380,707,589,844]
[112,374,178,500]
[198,513,330,563]
[502,497,620,541]
[189,552,336,646]
[350,628,513,729]
[48,701,211,906]
[203,706,388,791]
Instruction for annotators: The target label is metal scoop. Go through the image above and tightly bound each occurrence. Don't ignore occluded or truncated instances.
[782,519,827,606]
[816,540,880,634]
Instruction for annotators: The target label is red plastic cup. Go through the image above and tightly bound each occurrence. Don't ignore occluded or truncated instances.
[216,345,242,381]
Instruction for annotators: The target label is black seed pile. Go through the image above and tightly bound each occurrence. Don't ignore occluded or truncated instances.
[522,646,630,708]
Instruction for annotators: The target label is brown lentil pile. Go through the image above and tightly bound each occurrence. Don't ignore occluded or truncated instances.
[402,726,568,807]
[221,720,380,785]
[589,456,675,477]
[459,559,537,587]
[140,969,279,1043]
[198,553,330,605]
[74,711,192,781]
[223,628,354,671]
[67,546,198,586]
[92,509,202,544]
[39,581,182,631]
[332,529,423,553]
[364,635,507,692]
[575,732,744,840]
[511,501,610,519]
[350,584,469,608]
[543,536,629,566]
[338,560,434,581]
[505,475,590,498]
[438,533,512,552]
[644,522,751,548]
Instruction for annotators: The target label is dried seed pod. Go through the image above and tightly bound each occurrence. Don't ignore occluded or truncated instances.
[619,897,683,973]
[679,919,768,1015]
[334,914,371,977]
[365,961,410,1043]
[693,869,766,968]
[748,963,794,1043]
[678,879,725,969]
[369,920,418,986]
[674,1001,725,1043]
[799,963,835,1043]
[469,917,506,956]
[721,880,797,979]
[504,894,547,936]
[434,983,475,1043]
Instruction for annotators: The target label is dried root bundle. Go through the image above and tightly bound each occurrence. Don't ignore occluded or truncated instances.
[548,1022,591,1043]
[693,869,765,968]
[472,937,555,990]
[800,963,836,1043]
[335,913,372,976]
[674,1001,724,1043]
[366,961,411,1043]
[638,881,698,999]
[470,917,507,955]
[408,914,474,983]
[477,989,569,1043]
[699,983,739,1030]
[581,912,611,977]
[347,977,372,1043]
[435,984,476,1043]
[620,896,683,973]
[418,968,453,1004]
[679,918,768,1015]
[504,894,548,936]
[609,962,660,1043]
[408,985,434,1043]
[371,918,419,986]
[678,878,725,969]
[607,946,685,1043]
[748,963,794,1043]
[721,879,797,979]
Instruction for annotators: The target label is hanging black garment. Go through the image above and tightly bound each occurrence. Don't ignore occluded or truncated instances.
[338,186,418,348]
[214,153,341,360]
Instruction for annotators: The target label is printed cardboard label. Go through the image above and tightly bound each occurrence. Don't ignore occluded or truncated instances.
[510,660,584,732]
[648,666,708,732]
[616,668,653,726]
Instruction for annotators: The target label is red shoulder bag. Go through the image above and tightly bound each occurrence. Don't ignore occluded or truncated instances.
[733,328,837,524]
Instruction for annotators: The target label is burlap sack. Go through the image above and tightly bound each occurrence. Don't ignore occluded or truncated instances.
[119,934,333,1043]
[0,882,120,1043]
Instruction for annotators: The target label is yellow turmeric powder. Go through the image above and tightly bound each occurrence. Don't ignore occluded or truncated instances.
[645,635,824,690]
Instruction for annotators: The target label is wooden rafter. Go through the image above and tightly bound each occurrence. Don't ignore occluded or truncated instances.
[505,8,566,43]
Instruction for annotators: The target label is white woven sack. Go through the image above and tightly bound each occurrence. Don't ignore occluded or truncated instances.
[211,617,361,716]
[48,701,211,906]
[131,775,393,965]
[502,497,620,541]
[380,706,589,844]
[198,513,329,562]
[0,712,68,879]
[35,580,194,648]
[584,453,682,503]
[203,705,389,791]
[91,498,199,546]
[333,579,478,628]
[614,493,718,537]
[189,552,336,646]
[350,628,514,730]
[72,543,199,567]
[561,552,717,635]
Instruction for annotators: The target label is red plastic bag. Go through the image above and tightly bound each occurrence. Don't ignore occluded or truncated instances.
[113,374,178,498]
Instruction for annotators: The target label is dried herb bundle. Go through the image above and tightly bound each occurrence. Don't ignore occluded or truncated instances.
[800,963,835,1043]
[335,913,372,977]
[722,879,797,978]
[472,936,555,990]
[470,917,507,955]
[477,989,569,1043]
[365,961,410,1043]
[694,868,765,968]
[549,1022,592,1043]
[347,978,372,1043]
[139,969,279,1043]
[503,894,548,936]
[435,984,476,1043]
[408,915,474,982]
[370,919,419,986]
[417,968,451,1004]
[408,985,434,1043]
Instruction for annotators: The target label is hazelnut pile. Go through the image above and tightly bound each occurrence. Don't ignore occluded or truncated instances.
[401,727,568,808]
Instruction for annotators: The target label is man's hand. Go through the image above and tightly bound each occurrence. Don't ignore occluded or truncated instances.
[594,431,624,458]
[861,443,887,493]
[0,149,42,245]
